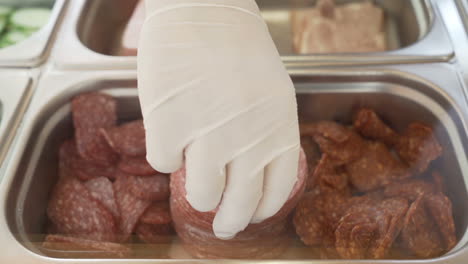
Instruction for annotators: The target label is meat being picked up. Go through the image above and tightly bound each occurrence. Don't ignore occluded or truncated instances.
[291,0,387,54]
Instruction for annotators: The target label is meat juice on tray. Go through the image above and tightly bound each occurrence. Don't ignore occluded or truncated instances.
[43,92,457,259]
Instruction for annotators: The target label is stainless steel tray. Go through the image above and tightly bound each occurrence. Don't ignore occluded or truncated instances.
[52,0,453,70]
[0,0,67,67]
[1,66,468,263]
[0,71,33,175]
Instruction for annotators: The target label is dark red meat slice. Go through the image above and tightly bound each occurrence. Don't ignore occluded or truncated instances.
[312,154,350,194]
[396,122,442,174]
[118,155,159,176]
[113,172,151,242]
[135,223,173,244]
[346,141,410,192]
[353,108,399,146]
[431,171,447,194]
[47,177,118,242]
[400,195,445,258]
[383,179,436,201]
[72,92,118,166]
[42,234,132,258]
[140,201,172,225]
[300,121,365,165]
[59,140,117,181]
[84,177,120,219]
[300,135,321,190]
[101,120,146,157]
[424,193,457,251]
[335,198,408,259]
[126,173,170,201]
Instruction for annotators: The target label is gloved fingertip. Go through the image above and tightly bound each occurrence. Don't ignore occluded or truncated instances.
[213,231,236,240]
[146,153,183,174]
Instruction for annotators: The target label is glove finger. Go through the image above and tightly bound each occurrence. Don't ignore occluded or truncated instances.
[251,145,300,224]
[212,163,264,239]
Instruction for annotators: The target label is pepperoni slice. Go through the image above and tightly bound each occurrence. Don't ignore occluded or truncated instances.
[353,108,399,146]
[118,156,159,176]
[47,177,118,242]
[383,179,436,201]
[42,234,132,258]
[424,193,457,251]
[312,154,350,194]
[72,93,118,166]
[396,122,442,174]
[84,177,120,219]
[101,120,146,157]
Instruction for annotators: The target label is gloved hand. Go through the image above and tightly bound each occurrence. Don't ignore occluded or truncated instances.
[138,0,300,239]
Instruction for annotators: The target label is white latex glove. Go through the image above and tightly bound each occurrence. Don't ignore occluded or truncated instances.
[138,0,300,239]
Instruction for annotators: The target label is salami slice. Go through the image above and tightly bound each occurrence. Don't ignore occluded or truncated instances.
[140,202,172,225]
[400,195,445,258]
[42,234,132,258]
[59,140,117,181]
[84,177,120,219]
[346,141,410,192]
[396,122,442,174]
[383,179,436,201]
[118,155,159,176]
[113,172,152,242]
[300,121,365,165]
[135,223,173,244]
[47,177,118,242]
[424,193,457,251]
[312,154,350,194]
[101,120,146,157]
[72,92,118,166]
[126,173,170,201]
[300,135,321,190]
[353,108,399,146]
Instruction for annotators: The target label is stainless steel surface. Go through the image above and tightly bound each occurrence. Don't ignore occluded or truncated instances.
[0,71,33,175]
[53,0,453,70]
[0,0,67,67]
[1,66,468,263]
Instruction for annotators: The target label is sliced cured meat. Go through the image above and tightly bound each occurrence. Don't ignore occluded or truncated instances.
[383,179,436,201]
[300,121,365,165]
[335,198,408,259]
[72,92,118,166]
[84,177,120,219]
[312,154,350,194]
[113,172,152,242]
[300,135,321,190]
[396,122,442,174]
[101,120,146,157]
[400,195,445,258]
[353,108,399,146]
[170,148,308,259]
[140,202,172,225]
[424,193,457,251]
[47,177,118,242]
[126,173,170,201]
[346,141,410,192]
[294,189,350,247]
[135,223,173,244]
[118,155,159,176]
[59,140,117,181]
[42,234,132,258]
[431,171,447,194]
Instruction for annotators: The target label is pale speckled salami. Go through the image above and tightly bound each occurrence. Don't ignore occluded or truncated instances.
[126,173,170,201]
[118,155,159,176]
[101,120,146,157]
[140,201,172,225]
[84,177,120,219]
[47,177,118,242]
[59,140,117,181]
[42,234,132,258]
[113,172,151,242]
[72,93,118,166]
[135,223,173,244]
